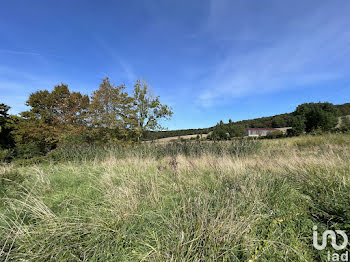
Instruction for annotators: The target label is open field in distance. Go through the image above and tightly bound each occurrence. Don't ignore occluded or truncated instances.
[146,133,209,143]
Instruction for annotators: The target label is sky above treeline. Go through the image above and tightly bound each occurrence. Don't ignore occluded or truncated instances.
[1,0,350,130]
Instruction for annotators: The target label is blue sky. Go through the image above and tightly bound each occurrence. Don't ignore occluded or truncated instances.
[1,0,350,130]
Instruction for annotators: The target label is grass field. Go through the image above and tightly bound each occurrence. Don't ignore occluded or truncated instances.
[145,133,209,143]
[1,134,350,261]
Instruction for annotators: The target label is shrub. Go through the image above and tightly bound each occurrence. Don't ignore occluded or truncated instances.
[266,130,284,139]
[0,148,14,162]
[339,116,350,133]
[15,142,46,159]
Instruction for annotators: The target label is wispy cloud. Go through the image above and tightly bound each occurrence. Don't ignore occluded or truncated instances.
[196,0,350,106]
[0,65,60,114]
[94,38,136,84]
[118,59,136,83]
[0,49,41,56]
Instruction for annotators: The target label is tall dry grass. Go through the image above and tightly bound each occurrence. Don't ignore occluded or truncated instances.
[1,134,350,261]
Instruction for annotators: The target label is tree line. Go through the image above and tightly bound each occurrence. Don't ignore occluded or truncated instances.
[208,102,350,140]
[144,102,350,142]
[145,103,350,141]
[0,78,173,159]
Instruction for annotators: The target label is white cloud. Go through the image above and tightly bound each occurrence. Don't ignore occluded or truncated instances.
[197,0,350,106]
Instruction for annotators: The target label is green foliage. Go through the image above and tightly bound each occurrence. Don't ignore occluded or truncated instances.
[291,115,306,136]
[266,130,284,139]
[24,84,90,126]
[12,84,90,157]
[294,102,338,132]
[4,78,173,159]
[208,121,244,140]
[24,139,260,164]
[272,115,288,127]
[209,123,229,140]
[228,124,245,137]
[336,103,350,116]
[133,79,173,141]
[339,116,350,132]
[90,78,134,131]
[0,148,14,162]
[0,103,15,149]
[12,118,59,157]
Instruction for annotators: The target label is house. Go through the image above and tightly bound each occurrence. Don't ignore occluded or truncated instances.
[245,127,292,137]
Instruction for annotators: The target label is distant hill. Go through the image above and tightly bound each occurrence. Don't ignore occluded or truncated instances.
[144,103,350,140]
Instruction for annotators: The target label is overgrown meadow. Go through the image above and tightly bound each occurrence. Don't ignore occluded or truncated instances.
[1,134,350,261]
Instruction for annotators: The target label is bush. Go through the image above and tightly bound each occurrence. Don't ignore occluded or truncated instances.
[339,116,350,133]
[15,142,46,159]
[0,148,14,162]
[266,130,284,139]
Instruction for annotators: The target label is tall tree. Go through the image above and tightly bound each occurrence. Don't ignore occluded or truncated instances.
[132,79,173,141]
[89,78,135,140]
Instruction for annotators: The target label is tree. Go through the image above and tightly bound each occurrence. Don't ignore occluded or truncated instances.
[291,115,306,136]
[228,124,245,137]
[0,103,15,148]
[132,79,173,141]
[12,117,60,157]
[272,116,287,128]
[14,84,90,155]
[0,103,10,134]
[24,84,89,127]
[209,124,229,140]
[294,102,338,132]
[53,85,90,126]
[89,78,135,141]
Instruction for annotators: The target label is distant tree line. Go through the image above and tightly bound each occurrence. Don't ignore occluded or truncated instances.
[208,102,350,140]
[143,102,350,141]
[0,78,172,160]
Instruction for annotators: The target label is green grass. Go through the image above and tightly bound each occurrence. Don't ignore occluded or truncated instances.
[1,134,350,261]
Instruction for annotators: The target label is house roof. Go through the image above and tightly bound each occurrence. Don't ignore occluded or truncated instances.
[246,128,277,130]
